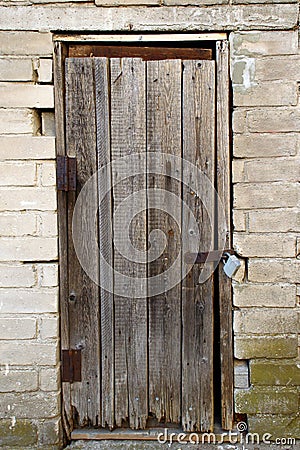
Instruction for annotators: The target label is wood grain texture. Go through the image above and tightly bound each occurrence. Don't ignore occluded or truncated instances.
[110,58,148,429]
[181,59,215,432]
[216,41,234,431]
[65,57,101,427]
[54,41,72,440]
[94,58,115,430]
[147,60,182,424]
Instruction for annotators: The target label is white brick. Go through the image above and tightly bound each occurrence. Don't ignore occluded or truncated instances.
[234,308,297,334]
[0,369,38,392]
[0,109,34,134]
[233,210,247,231]
[0,31,52,56]
[0,58,33,81]
[39,162,56,187]
[231,31,298,56]
[0,317,36,340]
[38,212,57,237]
[40,367,60,392]
[233,283,296,307]
[37,263,58,287]
[0,187,57,211]
[39,316,59,339]
[233,133,299,158]
[234,183,299,209]
[248,258,300,283]
[233,158,300,183]
[0,288,58,313]
[0,392,60,419]
[0,341,58,365]
[0,162,36,186]
[0,237,58,261]
[0,136,55,160]
[234,360,249,389]
[0,84,54,108]
[247,108,300,133]
[42,112,55,136]
[37,58,53,83]
[248,209,300,232]
[234,233,296,257]
[0,264,35,287]
[233,82,297,107]
[0,213,37,236]
[255,56,300,81]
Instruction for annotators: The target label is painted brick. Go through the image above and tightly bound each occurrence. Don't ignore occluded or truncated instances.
[40,162,56,187]
[42,112,56,136]
[0,392,60,419]
[0,136,55,160]
[38,212,58,237]
[248,415,300,439]
[247,108,300,133]
[0,187,57,211]
[233,133,299,158]
[231,31,298,56]
[234,360,249,389]
[234,233,296,258]
[0,318,36,340]
[234,309,297,334]
[0,213,37,236]
[37,264,58,287]
[0,109,34,134]
[0,419,37,446]
[0,369,38,392]
[233,283,296,308]
[255,56,300,81]
[0,162,36,186]
[0,5,297,32]
[235,387,298,414]
[0,31,52,56]
[234,183,299,209]
[39,316,59,339]
[0,264,35,288]
[0,288,58,313]
[40,368,60,392]
[248,209,300,233]
[233,82,297,107]
[250,361,300,386]
[0,342,58,365]
[37,58,53,83]
[0,58,33,81]
[0,237,57,261]
[248,258,300,283]
[235,336,298,359]
[233,158,300,183]
[0,84,54,108]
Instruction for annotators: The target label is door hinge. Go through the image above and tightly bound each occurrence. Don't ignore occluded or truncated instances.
[61,349,82,382]
[57,156,77,192]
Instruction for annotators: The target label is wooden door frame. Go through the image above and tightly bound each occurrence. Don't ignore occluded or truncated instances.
[54,34,233,441]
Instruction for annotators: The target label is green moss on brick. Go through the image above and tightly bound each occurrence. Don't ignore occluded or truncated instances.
[0,419,37,447]
[235,387,298,414]
[251,361,300,386]
[248,414,300,439]
[235,336,298,359]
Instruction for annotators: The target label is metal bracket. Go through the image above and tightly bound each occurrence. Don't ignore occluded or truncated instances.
[57,156,76,192]
[184,249,234,264]
[61,349,82,382]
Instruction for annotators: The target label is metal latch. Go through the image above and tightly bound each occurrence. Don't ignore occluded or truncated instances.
[184,250,241,279]
[57,156,77,192]
[61,349,81,382]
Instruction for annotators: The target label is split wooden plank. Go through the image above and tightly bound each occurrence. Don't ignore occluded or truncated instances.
[110,57,148,429]
[216,40,234,431]
[94,57,115,430]
[65,57,101,427]
[147,59,182,424]
[181,59,216,432]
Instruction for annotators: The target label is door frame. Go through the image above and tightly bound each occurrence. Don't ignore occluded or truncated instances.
[53,33,233,441]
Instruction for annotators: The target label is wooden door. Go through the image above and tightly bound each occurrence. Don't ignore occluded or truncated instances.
[55,41,233,436]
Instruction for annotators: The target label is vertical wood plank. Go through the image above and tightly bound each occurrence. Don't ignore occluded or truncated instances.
[216,41,234,431]
[94,57,115,430]
[147,60,182,424]
[110,58,148,429]
[53,41,72,439]
[181,59,216,432]
[65,58,101,427]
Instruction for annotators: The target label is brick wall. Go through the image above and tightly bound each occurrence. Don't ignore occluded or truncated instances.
[0,2,299,448]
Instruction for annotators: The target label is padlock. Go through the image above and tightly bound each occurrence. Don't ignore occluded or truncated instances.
[223,253,241,278]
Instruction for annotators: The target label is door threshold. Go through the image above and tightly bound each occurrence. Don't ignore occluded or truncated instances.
[71,426,235,442]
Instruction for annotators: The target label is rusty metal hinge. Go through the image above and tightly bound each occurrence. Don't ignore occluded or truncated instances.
[61,349,82,382]
[57,156,76,192]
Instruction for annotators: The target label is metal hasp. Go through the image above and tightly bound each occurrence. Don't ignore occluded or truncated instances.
[57,155,77,191]
[61,349,82,382]
[184,249,234,264]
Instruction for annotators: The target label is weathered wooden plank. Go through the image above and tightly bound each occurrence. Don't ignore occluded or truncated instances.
[216,40,234,431]
[69,45,213,61]
[55,33,227,43]
[54,41,72,440]
[147,60,182,424]
[65,57,101,427]
[110,57,148,429]
[94,57,115,430]
[181,59,216,432]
